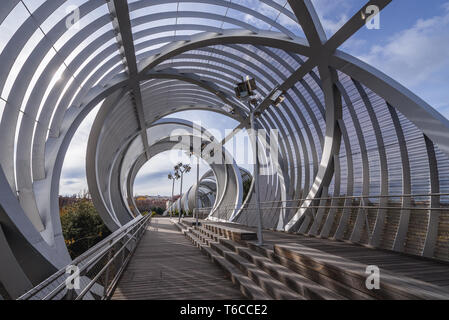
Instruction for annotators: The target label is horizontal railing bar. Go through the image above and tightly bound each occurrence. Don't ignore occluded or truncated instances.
[45,215,150,300]
[176,193,449,211]
[18,215,150,300]
[75,216,151,300]
[18,215,147,300]
[210,206,449,211]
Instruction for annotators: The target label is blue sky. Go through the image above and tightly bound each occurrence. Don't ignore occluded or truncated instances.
[59,0,449,196]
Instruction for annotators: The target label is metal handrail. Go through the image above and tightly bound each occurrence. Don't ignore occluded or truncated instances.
[197,193,449,222]
[42,216,149,300]
[18,214,152,300]
[209,205,449,212]
[198,193,449,225]
[213,192,449,207]
[75,218,149,300]
[170,193,449,218]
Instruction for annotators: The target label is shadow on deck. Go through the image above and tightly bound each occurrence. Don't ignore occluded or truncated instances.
[111,218,245,300]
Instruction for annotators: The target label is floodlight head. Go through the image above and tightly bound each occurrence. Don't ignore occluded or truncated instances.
[168,173,173,180]
[234,77,257,99]
[273,95,285,107]
[271,89,283,100]
[270,89,285,107]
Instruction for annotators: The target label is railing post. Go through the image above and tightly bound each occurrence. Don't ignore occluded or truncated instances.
[102,240,114,298]
[65,288,76,300]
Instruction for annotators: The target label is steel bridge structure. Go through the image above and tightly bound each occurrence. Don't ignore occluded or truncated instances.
[1,0,449,299]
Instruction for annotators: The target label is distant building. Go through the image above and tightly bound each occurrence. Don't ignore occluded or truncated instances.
[134,195,181,212]
[59,194,91,209]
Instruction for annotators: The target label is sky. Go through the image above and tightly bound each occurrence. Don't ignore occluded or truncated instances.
[59,0,449,196]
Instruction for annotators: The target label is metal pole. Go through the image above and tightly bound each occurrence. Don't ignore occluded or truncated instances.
[178,171,183,223]
[250,108,264,246]
[196,156,200,226]
[170,178,175,218]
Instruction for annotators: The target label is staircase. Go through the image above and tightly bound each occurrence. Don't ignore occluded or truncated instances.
[173,219,449,300]
[173,219,346,300]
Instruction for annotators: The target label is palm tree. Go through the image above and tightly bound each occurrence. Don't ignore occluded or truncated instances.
[167,173,179,217]
[174,162,191,222]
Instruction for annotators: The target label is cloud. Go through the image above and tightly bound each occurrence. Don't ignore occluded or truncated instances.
[133,150,211,196]
[358,3,449,88]
[310,0,354,35]
[240,0,354,36]
[59,105,100,195]
[59,107,241,196]
[61,167,85,179]
[135,171,170,184]
[63,180,79,186]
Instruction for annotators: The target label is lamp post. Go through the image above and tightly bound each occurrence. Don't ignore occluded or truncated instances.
[234,76,285,246]
[195,154,200,226]
[187,149,201,226]
[249,106,264,246]
[175,162,191,222]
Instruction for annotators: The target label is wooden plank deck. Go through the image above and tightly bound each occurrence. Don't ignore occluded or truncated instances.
[111,218,244,300]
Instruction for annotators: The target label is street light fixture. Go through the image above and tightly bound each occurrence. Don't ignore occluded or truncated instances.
[271,89,285,106]
[234,77,285,246]
[234,76,257,99]
[234,76,264,246]
[186,149,201,227]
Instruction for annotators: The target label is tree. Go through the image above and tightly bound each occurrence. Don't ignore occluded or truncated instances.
[174,162,191,222]
[242,178,253,201]
[150,207,164,215]
[60,199,110,259]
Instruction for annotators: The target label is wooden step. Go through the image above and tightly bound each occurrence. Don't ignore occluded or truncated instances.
[183,226,270,300]
[172,220,187,232]
[182,218,202,227]
[203,223,257,241]
[194,226,220,242]
[246,242,374,300]
[193,224,350,300]
[274,243,449,300]
[188,226,304,300]
[191,223,370,300]
[218,238,345,300]
[201,245,271,300]
[208,241,304,300]
[189,228,217,246]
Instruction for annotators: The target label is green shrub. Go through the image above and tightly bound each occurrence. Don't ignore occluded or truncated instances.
[60,199,110,259]
[243,178,252,201]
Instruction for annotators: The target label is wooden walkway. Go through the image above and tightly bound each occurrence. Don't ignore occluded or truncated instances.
[111,218,244,300]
